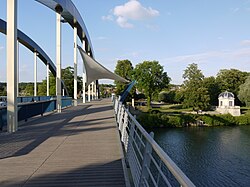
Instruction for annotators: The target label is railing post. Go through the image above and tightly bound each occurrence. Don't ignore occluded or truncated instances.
[139,132,154,187]
[118,106,124,130]
[117,102,122,122]
[121,111,128,143]
[115,99,119,114]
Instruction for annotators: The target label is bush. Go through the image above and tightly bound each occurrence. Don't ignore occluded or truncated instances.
[158,91,176,103]
[135,93,146,100]
[167,115,183,127]
[137,113,162,128]
[235,114,250,125]
[137,112,250,128]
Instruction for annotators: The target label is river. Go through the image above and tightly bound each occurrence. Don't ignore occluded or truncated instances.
[153,126,250,187]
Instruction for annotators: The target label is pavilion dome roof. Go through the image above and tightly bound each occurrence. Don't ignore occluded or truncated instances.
[218,91,234,99]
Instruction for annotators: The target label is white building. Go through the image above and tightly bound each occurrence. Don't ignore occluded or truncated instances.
[216,91,240,116]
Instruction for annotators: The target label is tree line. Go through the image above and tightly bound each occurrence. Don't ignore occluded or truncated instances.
[0,66,83,97]
[114,60,250,110]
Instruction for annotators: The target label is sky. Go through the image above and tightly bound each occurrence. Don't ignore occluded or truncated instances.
[1,0,250,85]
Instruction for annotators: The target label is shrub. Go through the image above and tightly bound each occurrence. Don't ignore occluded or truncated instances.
[137,111,250,128]
[167,115,183,127]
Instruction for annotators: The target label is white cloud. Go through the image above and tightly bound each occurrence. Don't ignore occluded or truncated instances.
[162,48,250,64]
[113,0,159,20]
[103,0,159,28]
[161,48,250,84]
[241,40,250,46]
[116,16,134,28]
[101,15,113,21]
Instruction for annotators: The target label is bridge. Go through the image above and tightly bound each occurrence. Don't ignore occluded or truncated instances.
[0,99,127,187]
[0,98,195,187]
[1,1,195,186]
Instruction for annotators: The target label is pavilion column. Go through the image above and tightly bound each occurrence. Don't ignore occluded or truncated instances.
[82,39,86,103]
[73,25,78,106]
[55,5,63,113]
[34,52,37,96]
[47,63,49,96]
[7,0,18,132]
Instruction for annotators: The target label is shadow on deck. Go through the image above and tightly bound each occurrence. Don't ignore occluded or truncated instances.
[0,99,126,187]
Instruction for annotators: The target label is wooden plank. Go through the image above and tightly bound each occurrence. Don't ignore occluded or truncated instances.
[0,99,126,186]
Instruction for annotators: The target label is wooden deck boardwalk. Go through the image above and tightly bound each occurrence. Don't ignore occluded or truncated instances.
[0,99,127,187]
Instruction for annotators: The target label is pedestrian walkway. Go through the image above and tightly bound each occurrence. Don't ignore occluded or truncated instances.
[0,99,126,187]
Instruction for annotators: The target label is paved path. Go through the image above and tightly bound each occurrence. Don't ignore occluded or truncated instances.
[0,99,126,187]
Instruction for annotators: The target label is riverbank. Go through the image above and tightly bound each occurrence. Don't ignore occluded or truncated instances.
[136,110,250,128]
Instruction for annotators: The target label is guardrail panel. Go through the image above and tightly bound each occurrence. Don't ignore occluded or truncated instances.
[0,97,72,131]
[113,99,195,187]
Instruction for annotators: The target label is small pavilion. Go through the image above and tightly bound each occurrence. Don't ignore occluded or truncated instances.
[216,91,240,116]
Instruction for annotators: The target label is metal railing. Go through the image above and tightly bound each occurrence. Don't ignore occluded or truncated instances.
[114,99,195,187]
[0,97,72,130]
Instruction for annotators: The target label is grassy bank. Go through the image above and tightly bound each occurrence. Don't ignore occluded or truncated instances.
[135,104,250,128]
[137,112,250,128]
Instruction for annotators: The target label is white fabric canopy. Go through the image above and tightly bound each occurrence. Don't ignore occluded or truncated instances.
[78,46,129,86]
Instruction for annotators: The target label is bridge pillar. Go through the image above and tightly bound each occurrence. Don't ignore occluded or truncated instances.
[55,5,63,113]
[47,63,49,96]
[96,83,99,99]
[17,41,19,96]
[88,84,91,102]
[73,25,78,106]
[91,82,94,100]
[94,82,97,100]
[82,39,86,103]
[34,52,37,96]
[7,0,18,133]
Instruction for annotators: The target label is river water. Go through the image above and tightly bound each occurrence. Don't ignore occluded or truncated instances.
[153,126,250,187]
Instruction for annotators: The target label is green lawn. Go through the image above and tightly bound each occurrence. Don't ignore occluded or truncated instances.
[136,104,193,114]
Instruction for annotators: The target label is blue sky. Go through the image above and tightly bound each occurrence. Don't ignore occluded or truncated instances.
[1,0,250,84]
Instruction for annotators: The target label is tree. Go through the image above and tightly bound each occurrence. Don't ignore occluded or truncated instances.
[216,69,249,104]
[134,61,171,108]
[182,63,210,110]
[38,66,82,97]
[203,76,220,106]
[0,83,7,96]
[238,76,250,106]
[23,83,34,96]
[37,72,56,96]
[158,91,176,103]
[114,60,133,95]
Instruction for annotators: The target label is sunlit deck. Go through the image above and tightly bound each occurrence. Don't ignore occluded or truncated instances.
[0,99,126,187]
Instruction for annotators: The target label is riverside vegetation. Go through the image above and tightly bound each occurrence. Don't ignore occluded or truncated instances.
[136,105,250,128]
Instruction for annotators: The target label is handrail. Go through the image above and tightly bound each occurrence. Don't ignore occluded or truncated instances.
[113,98,195,187]
[0,97,72,131]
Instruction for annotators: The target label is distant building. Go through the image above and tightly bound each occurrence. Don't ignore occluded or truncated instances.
[216,91,240,116]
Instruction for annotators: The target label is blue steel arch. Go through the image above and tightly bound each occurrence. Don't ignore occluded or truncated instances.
[36,0,95,58]
[0,18,69,95]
